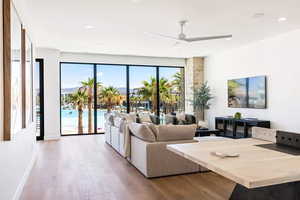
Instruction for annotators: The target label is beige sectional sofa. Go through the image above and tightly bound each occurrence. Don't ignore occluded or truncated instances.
[129,123,200,178]
[104,112,136,157]
[104,112,201,178]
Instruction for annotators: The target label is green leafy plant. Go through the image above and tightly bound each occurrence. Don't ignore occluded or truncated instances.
[192,82,214,121]
[234,112,242,119]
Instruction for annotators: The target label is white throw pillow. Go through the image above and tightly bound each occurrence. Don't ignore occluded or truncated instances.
[114,117,125,128]
[139,113,152,123]
[128,123,156,142]
[119,113,137,123]
[176,112,186,121]
[198,121,208,128]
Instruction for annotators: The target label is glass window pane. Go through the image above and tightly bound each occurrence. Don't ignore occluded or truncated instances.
[129,66,157,115]
[96,65,127,133]
[60,63,94,135]
[159,67,185,115]
[35,61,40,136]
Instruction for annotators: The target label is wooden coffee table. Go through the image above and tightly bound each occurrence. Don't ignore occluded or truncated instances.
[167,138,300,200]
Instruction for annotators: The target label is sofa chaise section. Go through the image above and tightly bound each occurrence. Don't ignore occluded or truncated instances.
[129,123,199,178]
[131,136,199,178]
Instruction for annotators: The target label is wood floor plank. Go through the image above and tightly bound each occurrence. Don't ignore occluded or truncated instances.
[21,135,234,200]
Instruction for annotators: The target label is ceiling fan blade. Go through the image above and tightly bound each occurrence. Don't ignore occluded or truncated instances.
[184,35,232,42]
[144,32,185,42]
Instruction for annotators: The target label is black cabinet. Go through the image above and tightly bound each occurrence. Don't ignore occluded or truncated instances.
[215,117,270,138]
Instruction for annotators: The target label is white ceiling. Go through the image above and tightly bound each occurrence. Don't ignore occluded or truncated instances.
[16,0,300,58]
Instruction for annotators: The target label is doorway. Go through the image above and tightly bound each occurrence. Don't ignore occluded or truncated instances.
[35,59,44,140]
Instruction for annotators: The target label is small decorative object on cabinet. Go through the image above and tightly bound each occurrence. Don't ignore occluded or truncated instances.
[234,112,242,119]
[215,117,270,138]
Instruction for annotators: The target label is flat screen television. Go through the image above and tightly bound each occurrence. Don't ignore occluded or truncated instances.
[228,76,266,109]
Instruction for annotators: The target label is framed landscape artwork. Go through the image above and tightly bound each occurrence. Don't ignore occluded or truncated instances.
[248,76,266,109]
[228,76,267,109]
[228,78,247,108]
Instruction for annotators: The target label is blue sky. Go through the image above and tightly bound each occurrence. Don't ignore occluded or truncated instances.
[61,63,181,89]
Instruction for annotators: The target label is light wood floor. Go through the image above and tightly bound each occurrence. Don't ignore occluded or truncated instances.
[21,135,235,200]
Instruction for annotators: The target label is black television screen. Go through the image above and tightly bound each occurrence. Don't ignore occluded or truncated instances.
[228,76,266,109]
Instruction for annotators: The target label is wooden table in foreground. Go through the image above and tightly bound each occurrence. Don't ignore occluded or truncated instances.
[167,138,300,200]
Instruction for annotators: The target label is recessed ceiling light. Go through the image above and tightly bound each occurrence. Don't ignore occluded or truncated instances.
[226,38,232,41]
[84,25,95,29]
[253,13,265,18]
[278,17,287,22]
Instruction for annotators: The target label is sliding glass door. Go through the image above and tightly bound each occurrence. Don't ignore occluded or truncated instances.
[129,66,157,115]
[96,65,127,133]
[159,67,185,115]
[60,63,184,136]
[60,63,94,135]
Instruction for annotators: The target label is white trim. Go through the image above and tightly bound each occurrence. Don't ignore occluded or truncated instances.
[44,134,60,140]
[12,146,37,200]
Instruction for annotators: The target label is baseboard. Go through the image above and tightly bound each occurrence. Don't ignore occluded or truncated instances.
[44,135,60,140]
[12,146,38,200]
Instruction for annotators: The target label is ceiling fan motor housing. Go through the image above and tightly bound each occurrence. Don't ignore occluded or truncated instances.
[179,33,186,40]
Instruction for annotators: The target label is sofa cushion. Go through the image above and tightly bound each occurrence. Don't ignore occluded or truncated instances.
[114,117,125,128]
[165,114,177,125]
[105,113,114,125]
[154,124,197,142]
[138,113,152,123]
[150,115,160,125]
[198,120,208,128]
[128,123,156,142]
[185,114,196,124]
[119,113,137,123]
[176,112,186,121]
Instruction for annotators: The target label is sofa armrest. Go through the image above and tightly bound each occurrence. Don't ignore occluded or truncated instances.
[130,136,199,178]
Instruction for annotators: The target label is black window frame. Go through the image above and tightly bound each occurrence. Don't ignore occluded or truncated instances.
[59,62,184,136]
[36,58,45,140]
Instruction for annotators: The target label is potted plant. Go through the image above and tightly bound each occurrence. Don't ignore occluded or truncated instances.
[192,82,214,123]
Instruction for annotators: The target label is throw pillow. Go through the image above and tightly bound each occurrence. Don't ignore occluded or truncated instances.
[128,123,156,142]
[105,113,114,125]
[155,124,197,142]
[176,112,186,121]
[138,113,152,123]
[114,117,125,128]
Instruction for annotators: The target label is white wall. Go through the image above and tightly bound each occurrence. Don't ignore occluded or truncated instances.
[205,29,300,132]
[36,48,61,140]
[0,1,37,200]
[0,125,37,200]
[60,52,185,67]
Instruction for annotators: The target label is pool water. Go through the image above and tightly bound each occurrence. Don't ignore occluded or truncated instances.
[61,109,106,134]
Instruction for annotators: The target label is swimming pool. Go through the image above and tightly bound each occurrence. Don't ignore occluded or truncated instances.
[61,109,106,134]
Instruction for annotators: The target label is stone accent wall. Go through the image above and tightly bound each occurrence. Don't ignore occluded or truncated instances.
[185,57,205,120]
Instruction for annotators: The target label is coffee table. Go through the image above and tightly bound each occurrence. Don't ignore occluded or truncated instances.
[167,138,300,200]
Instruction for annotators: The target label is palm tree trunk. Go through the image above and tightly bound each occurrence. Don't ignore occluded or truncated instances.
[151,94,157,114]
[78,105,84,134]
[107,99,112,113]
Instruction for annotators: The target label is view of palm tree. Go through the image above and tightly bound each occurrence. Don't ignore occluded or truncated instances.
[60,63,184,135]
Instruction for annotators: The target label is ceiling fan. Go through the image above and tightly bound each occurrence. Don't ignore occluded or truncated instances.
[147,20,232,43]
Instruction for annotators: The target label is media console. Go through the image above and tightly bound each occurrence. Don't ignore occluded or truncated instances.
[215,117,270,138]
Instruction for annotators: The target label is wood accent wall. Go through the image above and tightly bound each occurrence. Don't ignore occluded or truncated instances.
[3,0,11,141]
